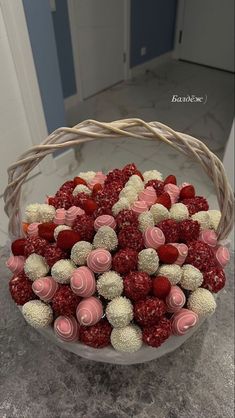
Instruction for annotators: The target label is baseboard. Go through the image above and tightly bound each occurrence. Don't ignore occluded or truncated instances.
[129,51,173,79]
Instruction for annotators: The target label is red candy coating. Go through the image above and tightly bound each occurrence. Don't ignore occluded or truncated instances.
[79,319,112,348]
[155,192,172,209]
[157,219,180,243]
[11,238,26,256]
[134,297,167,326]
[74,176,87,186]
[123,271,152,301]
[24,236,48,257]
[52,286,81,316]
[202,267,226,293]
[152,276,171,299]
[9,273,36,305]
[112,248,138,274]
[118,226,144,252]
[83,199,98,215]
[157,244,179,264]
[116,209,139,230]
[57,230,81,250]
[182,196,209,216]
[38,223,57,242]
[105,169,125,186]
[59,180,75,193]
[180,185,195,200]
[44,244,67,267]
[49,193,73,210]
[92,183,103,197]
[164,175,177,185]
[186,241,216,271]
[73,214,95,241]
[73,192,89,209]
[142,317,172,347]
[179,219,200,243]
[122,163,139,182]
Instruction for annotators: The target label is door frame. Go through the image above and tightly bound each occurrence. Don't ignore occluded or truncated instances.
[67,0,131,104]
[0,0,54,174]
[172,0,185,59]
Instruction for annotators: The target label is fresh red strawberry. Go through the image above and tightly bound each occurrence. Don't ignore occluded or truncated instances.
[11,238,26,256]
[38,223,57,241]
[164,175,177,185]
[74,176,87,186]
[57,230,81,250]
[92,183,103,197]
[155,192,171,209]
[83,198,98,215]
[157,244,179,264]
[152,276,171,299]
[180,185,195,200]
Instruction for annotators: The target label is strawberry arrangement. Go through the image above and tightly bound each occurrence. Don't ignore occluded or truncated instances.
[6,163,230,353]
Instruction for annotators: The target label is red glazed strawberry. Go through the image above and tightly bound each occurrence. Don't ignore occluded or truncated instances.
[105,168,125,186]
[72,192,89,209]
[38,223,57,242]
[122,163,138,180]
[73,214,95,241]
[118,226,144,252]
[157,244,179,264]
[152,276,171,299]
[92,183,103,197]
[179,219,200,243]
[44,244,67,267]
[180,185,195,200]
[142,317,172,347]
[11,238,26,256]
[79,319,112,348]
[57,230,81,250]
[9,273,36,305]
[112,248,138,274]
[155,192,171,209]
[116,209,139,230]
[134,297,167,326]
[74,176,87,186]
[49,193,74,210]
[145,180,164,196]
[164,175,177,185]
[123,272,152,301]
[51,286,81,316]
[202,267,226,293]
[83,198,97,215]
[24,236,48,257]
[157,219,180,243]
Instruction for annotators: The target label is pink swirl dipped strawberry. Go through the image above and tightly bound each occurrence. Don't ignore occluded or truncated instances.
[144,227,165,249]
[6,255,25,275]
[32,276,58,302]
[131,201,148,215]
[54,208,66,225]
[138,186,157,207]
[166,285,186,313]
[199,229,217,247]
[164,184,180,204]
[94,214,116,231]
[71,266,96,297]
[76,296,103,326]
[171,308,199,336]
[171,243,188,266]
[65,206,85,227]
[215,246,230,268]
[87,249,112,273]
[54,315,79,342]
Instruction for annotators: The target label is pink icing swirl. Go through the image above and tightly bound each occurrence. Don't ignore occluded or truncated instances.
[171,243,188,266]
[144,227,165,249]
[27,222,40,237]
[6,255,25,275]
[54,315,79,342]
[87,249,112,273]
[54,208,66,225]
[65,206,85,227]
[76,296,103,326]
[166,285,186,313]
[215,246,230,268]
[199,229,217,247]
[89,171,106,188]
[172,308,199,336]
[164,184,180,204]
[94,215,117,231]
[71,266,96,297]
[32,276,58,302]
[132,201,149,215]
[138,186,157,207]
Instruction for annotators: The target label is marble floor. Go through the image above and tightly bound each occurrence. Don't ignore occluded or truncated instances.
[0,59,234,244]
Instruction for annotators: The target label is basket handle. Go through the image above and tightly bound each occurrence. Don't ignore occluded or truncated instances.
[3,118,234,240]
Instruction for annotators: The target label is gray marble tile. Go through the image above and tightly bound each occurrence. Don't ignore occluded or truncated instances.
[0,248,234,418]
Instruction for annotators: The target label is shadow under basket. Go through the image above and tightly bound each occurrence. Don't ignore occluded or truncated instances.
[4,119,234,364]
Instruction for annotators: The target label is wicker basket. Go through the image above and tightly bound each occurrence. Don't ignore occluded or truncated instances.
[4,119,234,364]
